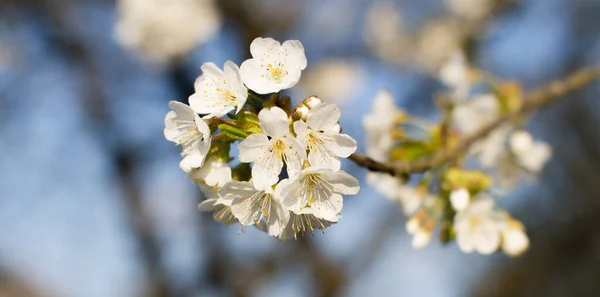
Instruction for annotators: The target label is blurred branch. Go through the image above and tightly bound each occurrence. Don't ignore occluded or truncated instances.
[350,65,600,176]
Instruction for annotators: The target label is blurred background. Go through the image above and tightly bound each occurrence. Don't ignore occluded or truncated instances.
[1,0,600,296]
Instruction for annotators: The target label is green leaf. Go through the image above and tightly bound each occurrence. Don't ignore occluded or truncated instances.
[214,123,250,141]
[442,168,492,192]
[390,141,433,161]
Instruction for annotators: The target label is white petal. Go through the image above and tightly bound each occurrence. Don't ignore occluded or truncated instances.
[276,178,300,210]
[200,62,225,78]
[238,134,270,162]
[258,107,290,138]
[282,39,307,70]
[163,110,179,141]
[240,58,276,94]
[311,193,343,220]
[218,181,257,201]
[292,120,309,147]
[278,65,302,91]
[198,198,218,211]
[179,140,210,172]
[266,200,290,236]
[328,133,357,157]
[412,230,432,249]
[474,223,501,254]
[223,60,248,113]
[502,228,529,256]
[456,232,476,253]
[189,160,232,187]
[284,136,307,179]
[306,103,341,132]
[252,150,284,191]
[323,170,360,195]
[250,37,281,58]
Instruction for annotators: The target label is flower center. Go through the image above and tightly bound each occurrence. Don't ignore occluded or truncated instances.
[296,173,334,210]
[266,63,288,83]
[289,213,329,239]
[173,119,203,154]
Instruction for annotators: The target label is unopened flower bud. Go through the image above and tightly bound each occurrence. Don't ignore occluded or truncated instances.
[303,96,322,109]
[292,104,310,121]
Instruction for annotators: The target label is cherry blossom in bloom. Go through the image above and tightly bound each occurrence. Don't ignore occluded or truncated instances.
[189,61,248,119]
[164,101,211,172]
[449,188,470,211]
[294,103,357,171]
[240,37,307,94]
[453,195,506,254]
[220,181,289,237]
[278,167,359,219]
[189,158,232,187]
[238,107,306,191]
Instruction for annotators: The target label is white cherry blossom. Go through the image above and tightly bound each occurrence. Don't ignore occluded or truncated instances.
[509,130,552,173]
[454,195,506,254]
[278,208,340,240]
[278,166,359,219]
[189,158,232,187]
[198,184,237,226]
[294,103,357,171]
[189,61,248,119]
[363,90,401,162]
[238,107,306,191]
[220,181,289,237]
[240,37,307,94]
[164,101,211,172]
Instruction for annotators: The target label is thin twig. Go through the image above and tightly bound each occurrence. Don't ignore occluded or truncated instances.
[350,65,600,176]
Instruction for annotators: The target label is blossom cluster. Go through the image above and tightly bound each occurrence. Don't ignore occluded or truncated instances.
[362,51,551,256]
[164,37,359,239]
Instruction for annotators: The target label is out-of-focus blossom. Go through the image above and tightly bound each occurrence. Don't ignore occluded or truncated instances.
[509,130,552,173]
[445,0,495,21]
[406,206,437,249]
[115,0,221,64]
[294,103,357,171]
[363,90,402,162]
[415,18,462,72]
[501,220,530,257]
[363,2,412,64]
[301,60,364,103]
[164,101,211,172]
[240,37,307,94]
[454,195,505,254]
[439,51,473,101]
[449,188,470,211]
[189,61,248,119]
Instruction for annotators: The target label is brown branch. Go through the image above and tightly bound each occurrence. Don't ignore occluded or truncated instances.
[350,65,600,176]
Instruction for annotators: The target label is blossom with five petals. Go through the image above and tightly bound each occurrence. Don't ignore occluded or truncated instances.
[453,195,506,254]
[240,37,307,94]
[189,61,247,119]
